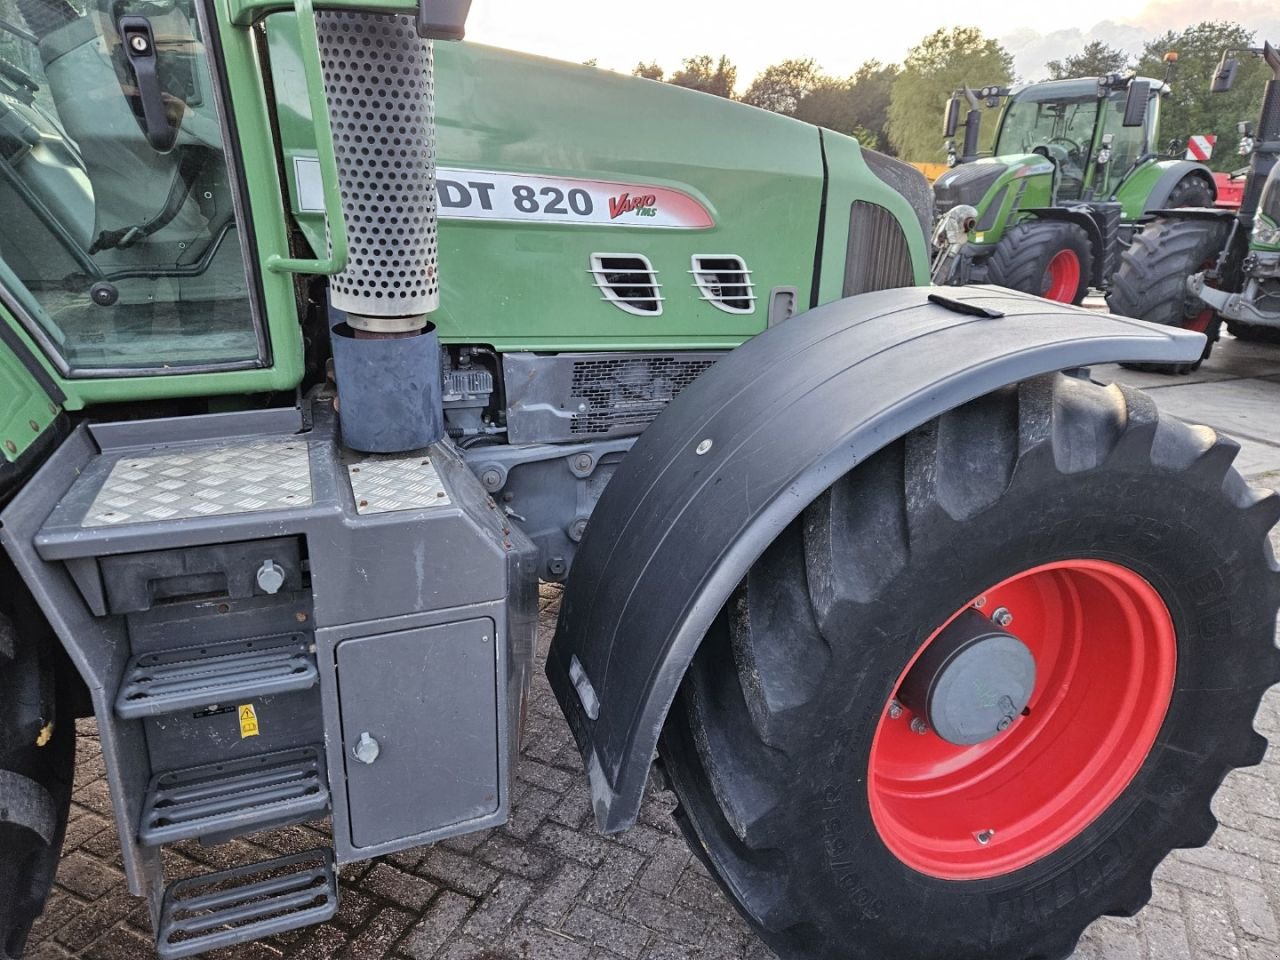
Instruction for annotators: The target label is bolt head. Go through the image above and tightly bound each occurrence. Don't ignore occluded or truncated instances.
[888,700,903,720]
[992,607,1013,628]
[910,717,929,735]
[574,454,593,472]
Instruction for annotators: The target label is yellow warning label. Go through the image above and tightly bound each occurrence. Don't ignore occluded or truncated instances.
[238,704,260,739]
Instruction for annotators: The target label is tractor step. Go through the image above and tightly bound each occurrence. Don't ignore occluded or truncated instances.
[115,634,317,719]
[155,848,338,959]
[139,747,330,846]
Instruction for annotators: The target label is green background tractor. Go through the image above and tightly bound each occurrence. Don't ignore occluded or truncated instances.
[1109,42,1280,370]
[0,3,1277,960]
[932,73,1216,303]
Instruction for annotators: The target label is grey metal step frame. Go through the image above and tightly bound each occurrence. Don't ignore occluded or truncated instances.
[0,401,538,926]
[155,848,338,959]
[116,634,319,719]
[139,746,330,846]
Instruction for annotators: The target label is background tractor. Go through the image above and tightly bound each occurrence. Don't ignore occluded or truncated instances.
[1110,42,1280,370]
[0,2,1278,960]
[931,71,1217,304]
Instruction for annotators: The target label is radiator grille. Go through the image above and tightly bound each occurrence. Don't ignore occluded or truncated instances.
[844,201,916,296]
[569,355,716,435]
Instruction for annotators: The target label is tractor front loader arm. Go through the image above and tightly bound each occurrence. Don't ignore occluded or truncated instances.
[547,285,1205,834]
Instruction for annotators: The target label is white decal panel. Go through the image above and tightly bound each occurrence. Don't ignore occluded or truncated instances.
[293,157,713,230]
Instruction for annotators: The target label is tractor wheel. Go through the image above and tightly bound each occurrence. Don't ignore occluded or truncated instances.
[1107,217,1232,373]
[986,221,1092,304]
[1165,175,1215,209]
[1,582,75,960]
[660,373,1280,960]
[1225,318,1280,344]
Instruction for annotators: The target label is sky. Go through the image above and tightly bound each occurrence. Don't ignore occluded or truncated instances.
[465,0,1280,87]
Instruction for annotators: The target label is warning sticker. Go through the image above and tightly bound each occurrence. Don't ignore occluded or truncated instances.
[292,156,715,230]
[238,704,260,739]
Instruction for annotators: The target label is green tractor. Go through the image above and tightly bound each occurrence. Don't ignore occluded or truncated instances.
[1109,42,1280,370]
[932,72,1217,303]
[1,2,1278,960]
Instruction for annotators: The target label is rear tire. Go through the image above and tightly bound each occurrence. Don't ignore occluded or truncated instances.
[986,220,1093,304]
[1165,175,1216,210]
[1,578,75,960]
[660,373,1280,960]
[1225,318,1280,344]
[1107,216,1231,373]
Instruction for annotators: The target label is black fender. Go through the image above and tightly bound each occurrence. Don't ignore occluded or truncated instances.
[1144,160,1216,212]
[546,284,1205,834]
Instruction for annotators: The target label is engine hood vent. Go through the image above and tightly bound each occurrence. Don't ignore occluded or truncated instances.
[691,256,755,313]
[591,254,663,315]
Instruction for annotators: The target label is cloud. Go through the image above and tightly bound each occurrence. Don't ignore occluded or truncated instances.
[1002,3,1280,81]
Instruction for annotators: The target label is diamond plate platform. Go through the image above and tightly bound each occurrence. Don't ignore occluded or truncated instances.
[347,455,451,514]
[83,440,313,527]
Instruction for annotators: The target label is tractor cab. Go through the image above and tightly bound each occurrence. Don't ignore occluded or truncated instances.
[989,77,1163,201]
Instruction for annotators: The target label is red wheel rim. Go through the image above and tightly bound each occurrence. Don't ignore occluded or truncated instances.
[1043,249,1081,302]
[868,559,1176,880]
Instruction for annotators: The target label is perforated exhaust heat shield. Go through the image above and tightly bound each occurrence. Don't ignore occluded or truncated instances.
[316,12,439,332]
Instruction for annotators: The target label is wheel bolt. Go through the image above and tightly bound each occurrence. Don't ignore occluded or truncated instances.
[910,717,929,736]
[888,700,903,720]
[992,607,1013,627]
[973,596,987,608]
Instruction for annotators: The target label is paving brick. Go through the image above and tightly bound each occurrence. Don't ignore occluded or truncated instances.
[341,906,415,960]
[54,852,122,900]
[522,862,592,927]
[400,891,475,960]
[475,834,556,880]
[461,876,534,943]
[623,892,707,947]
[502,922,592,960]
[361,864,440,911]
[417,848,500,898]
[562,905,651,959]
[1227,878,1279,942]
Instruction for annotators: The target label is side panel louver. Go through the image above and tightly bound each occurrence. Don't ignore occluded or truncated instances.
[844,201,916,297]
[591,254,663,315]
[690,256,756,314]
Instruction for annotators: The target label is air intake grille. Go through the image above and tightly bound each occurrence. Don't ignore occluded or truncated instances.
[691,256,755,313]
[569,355,716,435]
[591,254,663,315]
[844,201,916,296]
[315,12,439,323]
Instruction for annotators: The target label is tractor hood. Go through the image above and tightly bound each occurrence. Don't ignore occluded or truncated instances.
[933,156,1054,213]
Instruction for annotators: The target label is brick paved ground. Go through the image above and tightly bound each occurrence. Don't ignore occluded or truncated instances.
[26,337,1280,960]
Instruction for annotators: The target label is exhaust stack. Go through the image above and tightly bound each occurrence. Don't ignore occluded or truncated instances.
[319,10,446,453]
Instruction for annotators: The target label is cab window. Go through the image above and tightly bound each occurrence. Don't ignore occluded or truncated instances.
[0,0,262,374]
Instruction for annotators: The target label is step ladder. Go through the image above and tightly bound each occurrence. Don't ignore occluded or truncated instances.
[139,747,330,846]
[115,634,318,719]
[155,848,338,959]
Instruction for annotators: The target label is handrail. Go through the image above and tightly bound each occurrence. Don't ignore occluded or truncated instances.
[264,0,348,275]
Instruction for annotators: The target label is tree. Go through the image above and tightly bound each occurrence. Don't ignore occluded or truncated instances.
[1136,21,1265,170]
[887,26,1014,161]
[789,61,899,152]
[582,58,599,68]
[632,61,664,82]
[741,58,822,115]
[1046,40,1129,80]
[668,55,737,99]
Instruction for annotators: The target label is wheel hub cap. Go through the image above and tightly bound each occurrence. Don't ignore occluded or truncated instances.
[898,609,1035,746]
